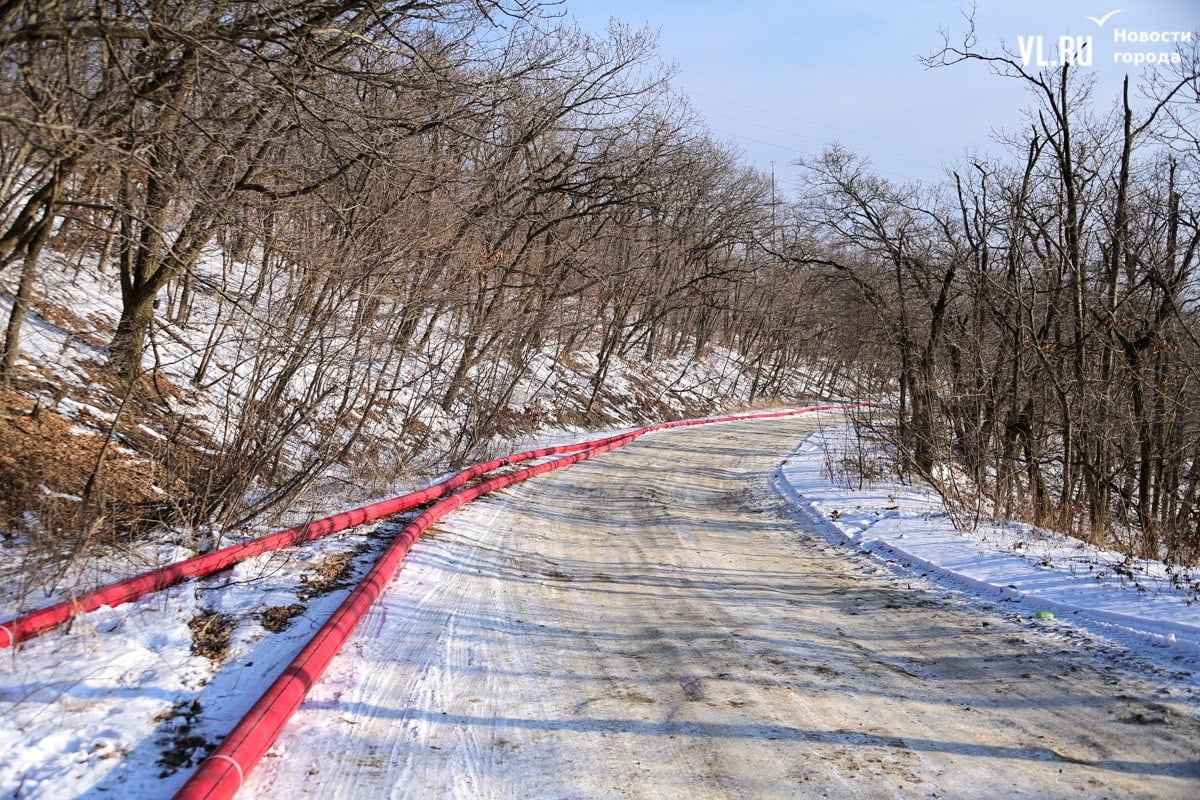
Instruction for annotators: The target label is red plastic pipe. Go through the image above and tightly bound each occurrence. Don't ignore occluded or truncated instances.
[0,407,864,649]
[173,405,855,799]
[0,432,636,649]
[172,432,639,799]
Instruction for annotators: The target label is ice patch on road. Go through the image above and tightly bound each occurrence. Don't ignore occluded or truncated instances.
[774,426,1200,658]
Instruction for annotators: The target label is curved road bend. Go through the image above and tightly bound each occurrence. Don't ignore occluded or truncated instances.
[247,416,1200,799]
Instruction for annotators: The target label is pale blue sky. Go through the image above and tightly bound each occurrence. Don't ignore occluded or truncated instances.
[565,0,1198,192]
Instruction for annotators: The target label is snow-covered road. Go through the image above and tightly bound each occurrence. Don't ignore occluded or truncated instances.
[244,417,1200,799]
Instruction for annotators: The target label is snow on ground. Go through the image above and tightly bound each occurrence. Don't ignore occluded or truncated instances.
[0,519,396,798]
[6,412,1200,797]
[775,425,1200,659]
[241,416,1200,799]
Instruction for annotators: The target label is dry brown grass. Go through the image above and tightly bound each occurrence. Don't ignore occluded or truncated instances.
[0,387,170,530]
[30,301,110,349]
[187,611,236,662]
[0,378,222,605]
[260,603,305,632]
[298,548,367,599]
[153,698,211,775]
[490,405,543,438]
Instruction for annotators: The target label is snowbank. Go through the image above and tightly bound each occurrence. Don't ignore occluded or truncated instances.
[774,426,1200,658]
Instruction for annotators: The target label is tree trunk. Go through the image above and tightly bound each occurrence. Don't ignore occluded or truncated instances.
[0,169,59,383]
[109,283,158,379]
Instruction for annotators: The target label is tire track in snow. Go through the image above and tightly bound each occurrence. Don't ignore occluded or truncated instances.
[245,418,1200,799]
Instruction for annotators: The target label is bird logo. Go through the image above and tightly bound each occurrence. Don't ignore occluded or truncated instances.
[1086,10,1121,27]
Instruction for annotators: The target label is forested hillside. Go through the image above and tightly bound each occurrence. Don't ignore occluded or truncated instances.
[0,1,842,567]
[2,1,1199,573]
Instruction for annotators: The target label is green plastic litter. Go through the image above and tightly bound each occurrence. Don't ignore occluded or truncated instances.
[1034,610,1055,620]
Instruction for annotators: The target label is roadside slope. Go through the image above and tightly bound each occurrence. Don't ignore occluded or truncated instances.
[244,416,1200,799]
